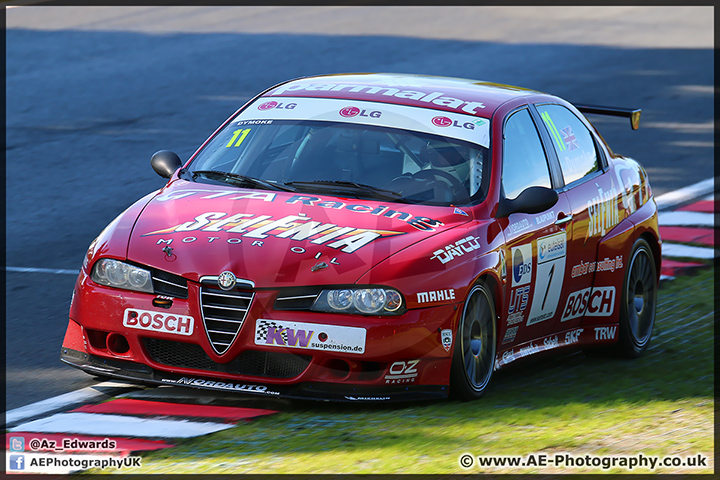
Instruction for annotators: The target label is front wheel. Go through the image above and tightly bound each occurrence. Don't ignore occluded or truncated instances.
[450,283,497,401]
[617,238,657,358]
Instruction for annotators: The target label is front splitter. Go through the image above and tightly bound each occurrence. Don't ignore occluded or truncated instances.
[60,347,448,403]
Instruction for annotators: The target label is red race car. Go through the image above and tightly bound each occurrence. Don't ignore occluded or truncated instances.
[61,73,660,402]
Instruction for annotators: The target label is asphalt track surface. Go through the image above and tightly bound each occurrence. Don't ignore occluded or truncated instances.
[5,6,714,409]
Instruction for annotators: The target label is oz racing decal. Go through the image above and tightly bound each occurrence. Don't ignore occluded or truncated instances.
[385,360,420,384]
[123,308,193,336]
[526,231,566,326]
[255,319,366,354]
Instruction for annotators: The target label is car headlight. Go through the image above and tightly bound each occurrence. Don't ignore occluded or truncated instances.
[91,259,153,294]
[312,288,404,315]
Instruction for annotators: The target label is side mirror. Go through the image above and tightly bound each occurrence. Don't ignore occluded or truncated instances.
[496,186,559,218]
[151,150,182,179]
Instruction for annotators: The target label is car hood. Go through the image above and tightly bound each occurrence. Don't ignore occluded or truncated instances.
[127,181,473,287]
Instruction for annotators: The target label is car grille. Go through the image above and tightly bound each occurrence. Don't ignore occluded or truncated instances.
[200,280,254,355]
[142,338,311,378]
[151,269,189,299]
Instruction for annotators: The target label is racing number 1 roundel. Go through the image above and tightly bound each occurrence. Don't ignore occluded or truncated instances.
[526,231,567,325]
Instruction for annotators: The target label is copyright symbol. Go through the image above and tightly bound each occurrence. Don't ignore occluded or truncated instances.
[459,453,474,468]
[29,438,41,450]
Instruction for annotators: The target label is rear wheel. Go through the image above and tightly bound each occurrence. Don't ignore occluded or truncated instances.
[618,238,657,357]
[450,283,496,400]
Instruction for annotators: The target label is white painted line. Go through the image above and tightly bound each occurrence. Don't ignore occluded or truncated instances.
[658,211,714,227]
[655,177,717,210]
[662,243,717,259]
[5,381,138,428]
[9,412,234,438]
[4,266,79,275]
[659,275,675,282]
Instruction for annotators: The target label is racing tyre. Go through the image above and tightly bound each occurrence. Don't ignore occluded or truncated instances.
[450,283,496,401]
[618,238,657,358]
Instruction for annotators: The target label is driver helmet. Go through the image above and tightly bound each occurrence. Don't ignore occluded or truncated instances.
[420,141,471,185]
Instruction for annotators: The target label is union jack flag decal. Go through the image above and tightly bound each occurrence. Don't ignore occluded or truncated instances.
[560,126,579,151]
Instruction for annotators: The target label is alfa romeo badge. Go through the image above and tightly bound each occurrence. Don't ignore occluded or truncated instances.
[217,271,237,290]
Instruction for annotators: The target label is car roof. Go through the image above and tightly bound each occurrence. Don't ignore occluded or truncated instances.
[262,73,544,118]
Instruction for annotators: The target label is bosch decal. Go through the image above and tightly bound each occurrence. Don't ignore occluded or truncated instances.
[561,286,616,322]
[123,309,194,336]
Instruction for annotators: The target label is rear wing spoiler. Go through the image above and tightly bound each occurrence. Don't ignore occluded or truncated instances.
[575,105,642,130]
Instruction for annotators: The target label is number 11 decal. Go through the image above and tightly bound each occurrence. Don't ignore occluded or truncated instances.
[226,128,251,148]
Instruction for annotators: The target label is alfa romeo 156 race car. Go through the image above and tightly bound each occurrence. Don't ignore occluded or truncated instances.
[61,73,660,402]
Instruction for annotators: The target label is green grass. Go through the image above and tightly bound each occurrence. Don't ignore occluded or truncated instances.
[92,267,714,474]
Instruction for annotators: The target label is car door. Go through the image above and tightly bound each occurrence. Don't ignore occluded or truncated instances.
[534,103,623,336]
[498,107,573,348]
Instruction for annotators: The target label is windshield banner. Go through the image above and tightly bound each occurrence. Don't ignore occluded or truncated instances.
[233,97,490,148]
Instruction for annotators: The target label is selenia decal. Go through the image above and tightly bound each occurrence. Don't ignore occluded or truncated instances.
[585,183,620,244]
[526,231,566,325]
[143,212,404,254]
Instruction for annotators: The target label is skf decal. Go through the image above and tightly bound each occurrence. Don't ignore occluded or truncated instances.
[143,212,404,254]
[417,289,455,304]
[255,319,366,354]
[385,360,420,384]
[595,326,617,341]
[565,328,583,344]
[561,286,616,322]
[123,309,193,336]
[431,236,481,264]
[586,183,620,243]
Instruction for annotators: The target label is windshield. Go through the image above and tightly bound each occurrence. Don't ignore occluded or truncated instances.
[187,107,490,206]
